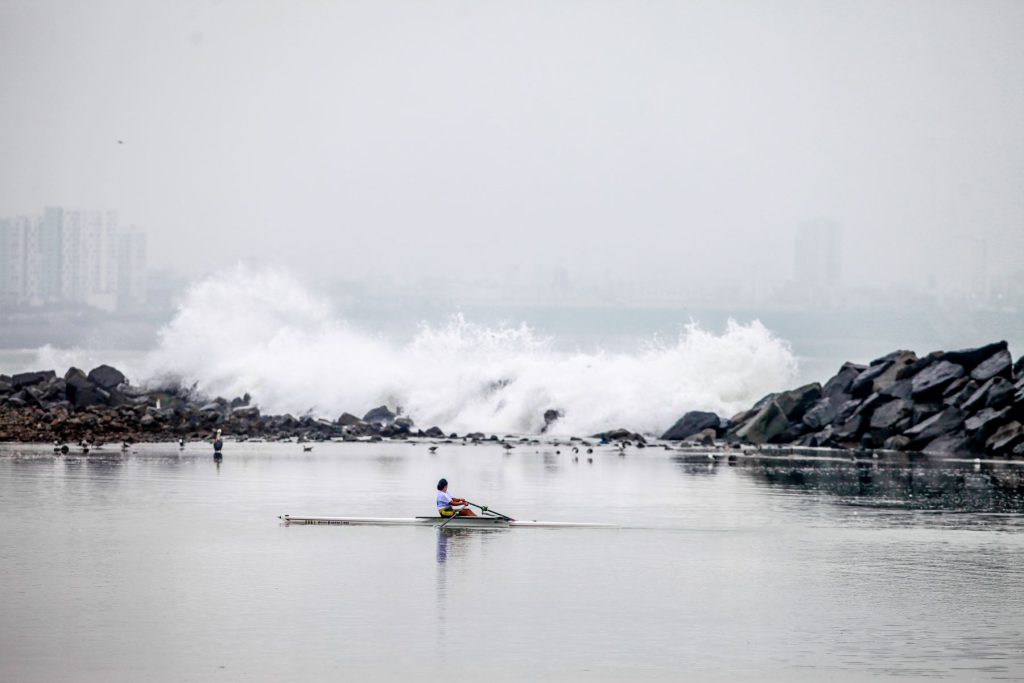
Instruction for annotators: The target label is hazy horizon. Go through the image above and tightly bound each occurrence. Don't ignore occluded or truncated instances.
[2,0,1023,298]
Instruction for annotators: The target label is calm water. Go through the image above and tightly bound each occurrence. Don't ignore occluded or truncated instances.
[1,441,1023,682]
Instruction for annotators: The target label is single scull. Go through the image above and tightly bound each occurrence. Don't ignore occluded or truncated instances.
[279,515,614,529]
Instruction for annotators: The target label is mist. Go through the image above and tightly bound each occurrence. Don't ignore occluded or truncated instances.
[2,0,1024,410]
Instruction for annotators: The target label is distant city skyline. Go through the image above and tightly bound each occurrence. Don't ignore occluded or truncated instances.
[0,206,146,312]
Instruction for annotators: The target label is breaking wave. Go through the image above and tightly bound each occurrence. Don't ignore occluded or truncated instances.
[45,266,801,435]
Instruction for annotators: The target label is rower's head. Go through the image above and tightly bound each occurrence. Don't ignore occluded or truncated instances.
[437,478,448,491]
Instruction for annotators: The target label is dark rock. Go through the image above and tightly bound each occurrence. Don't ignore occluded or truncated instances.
[970,349,1012,382]
[11,370,56,388]
[822,362,866,402]
[962,378,1009,412]
[732,401,789,444]
[904,407,966,448]
[662,411,721,440]
[774,383,822,422]
[985,421,1024,454]
[685,428,716,446]
[835,399,861,423]
[87,365,126,390]
[852,392,891,419]
[869,399,912,432]
[231,406,260,419]
[882,435,911,451]
[881,379,914,401]
[923,432,973,454]
[943,379,978,408]
[1014,356,1024,380]
[964,407,1010,440]
[0,380,12,394]
[40,379,67,401]
[66,382,103,409]
[424,426,445,438]
[911,361,966,398]
[592,428,645,442]
[850,362,892,398]
[833,414,864,442]
[337,412,362,426]
[363,405,396,425]
[871,351,918,393]
[943,341,1008,371]
[802,399,838,430]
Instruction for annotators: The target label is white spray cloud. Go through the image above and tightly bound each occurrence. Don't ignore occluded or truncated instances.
[130,266,798,435]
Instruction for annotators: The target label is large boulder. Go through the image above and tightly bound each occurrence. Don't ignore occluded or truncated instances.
[733,401,789,444]
[822,362,866,402]
[363,405,397,425]
[87,365,126,390]
[661,411,721,440]
[964,407,1011,441]
[869,399,912,432]
[337,412,363,426]
[965,378,1013,412]
[774,383,822,422]
[922,432,973,454]
[881,379,914,401]
[943,341,1009,371]
[11,370,56,389]
[985,421,1024,454]
[904,407,966,448]
[911,361,966,399]
[850,362,893,398]
[970,348,1013,382]
[65,381,103,409]
[802,398,838,430]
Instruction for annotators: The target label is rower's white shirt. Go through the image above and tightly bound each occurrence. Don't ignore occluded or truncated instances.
[437,490,453,509]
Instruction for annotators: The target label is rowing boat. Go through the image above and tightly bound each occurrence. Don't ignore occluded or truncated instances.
[279,515,614,529]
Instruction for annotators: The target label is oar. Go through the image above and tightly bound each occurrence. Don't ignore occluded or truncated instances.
[466,501,514,521]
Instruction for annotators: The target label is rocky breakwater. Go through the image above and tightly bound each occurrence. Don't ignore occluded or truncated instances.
[0,365,450,444]
[661,341,1024,458]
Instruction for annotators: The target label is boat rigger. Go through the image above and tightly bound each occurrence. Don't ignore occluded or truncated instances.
[278,515,615,529]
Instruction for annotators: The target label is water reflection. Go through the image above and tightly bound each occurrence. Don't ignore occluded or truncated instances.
[741,457,1024,513]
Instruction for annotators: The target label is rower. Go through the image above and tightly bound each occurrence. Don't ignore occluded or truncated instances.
[436,478,476,518]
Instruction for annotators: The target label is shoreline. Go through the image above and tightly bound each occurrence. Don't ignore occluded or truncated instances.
[1,339,1022,458]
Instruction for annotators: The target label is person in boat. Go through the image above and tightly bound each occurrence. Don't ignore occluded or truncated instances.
[436,478,476,517]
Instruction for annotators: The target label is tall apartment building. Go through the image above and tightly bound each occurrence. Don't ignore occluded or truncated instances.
[0,207,146,311]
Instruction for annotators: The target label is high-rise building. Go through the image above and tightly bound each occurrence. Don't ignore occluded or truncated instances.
[0,206,146,311]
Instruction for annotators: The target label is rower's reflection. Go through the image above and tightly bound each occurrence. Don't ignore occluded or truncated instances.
[436,527,471,565]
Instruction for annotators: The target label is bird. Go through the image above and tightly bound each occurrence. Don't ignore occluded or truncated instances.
[586,448,593,454]
[117,140,123,144]
[502,443,514,450]
[428,446,438,454]
[587,457,593,464]
[178,438,185,449]
[571,446,579,454]
[302,445,313,452]
[213,429,223,453]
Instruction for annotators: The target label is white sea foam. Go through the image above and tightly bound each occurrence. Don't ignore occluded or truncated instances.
[36,266,800,435]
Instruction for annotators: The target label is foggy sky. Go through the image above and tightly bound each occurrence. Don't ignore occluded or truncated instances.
[1,0,1022,292]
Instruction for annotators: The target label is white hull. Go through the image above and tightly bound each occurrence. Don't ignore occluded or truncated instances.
[279,515,614,529]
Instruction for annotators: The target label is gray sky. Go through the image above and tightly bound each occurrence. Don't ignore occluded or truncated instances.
[1,0,1022,291]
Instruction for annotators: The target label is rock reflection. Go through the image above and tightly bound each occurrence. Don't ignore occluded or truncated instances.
[741,457,1024,512]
